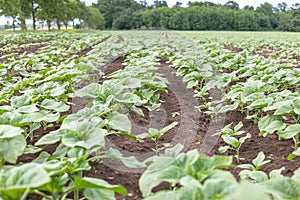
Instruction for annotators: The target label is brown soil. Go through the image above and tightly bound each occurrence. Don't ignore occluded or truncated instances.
[87,58,299,199]
[225,44,300,67]
[0,37,110,64]
[85,58,300,199]
[68,36,111,60]
[210,110,300,178]
[224,45,243,53]
[84,60,199,199]
[22,54,300,199]
[0,43,49,63]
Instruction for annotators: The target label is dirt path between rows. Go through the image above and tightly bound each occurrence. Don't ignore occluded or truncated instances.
[0,36,110,64]
[85,59,201,199]
[86,54,300,199]
[224,44,300,67]
[221,45,300,176]
[25,49,300,199]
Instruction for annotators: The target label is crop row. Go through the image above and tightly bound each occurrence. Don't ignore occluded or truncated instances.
[1,31,300,199]
[0,31,180,199]
[0,32,109,64]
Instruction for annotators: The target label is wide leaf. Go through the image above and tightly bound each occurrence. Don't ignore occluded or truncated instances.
[108,112,131,133]
[0,163,50,199]
[277,124,300,139]
[41,99,70,113]
[0,125,26,163]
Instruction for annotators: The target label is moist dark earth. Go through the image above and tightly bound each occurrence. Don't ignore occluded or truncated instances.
[13,40,300,199]
[87,58,300,200]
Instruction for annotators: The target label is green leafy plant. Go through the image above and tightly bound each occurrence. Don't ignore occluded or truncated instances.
[139,144,235,199]
[218,133,251,162]
[218,122,251,162]
[0,125,26,165]
[287,147,300,161]
[237,151,273,183]
[140,145,300,200]
[137,122,178,154]
[218,121,245,136]
[238,151,271,171]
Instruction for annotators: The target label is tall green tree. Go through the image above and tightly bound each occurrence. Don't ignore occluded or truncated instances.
[256,2,278,30]
[84,6,105,29]
[37,0,71,30]
[0,0,19,30]
[60,0,85,29]
[278,2,288,12]
[169,8,189,30]
[94,0,144,29]
[278,12,293,31]
[289,3,300,31]
[153,0,168,8]
[37,0,55,30]
[224,1,239,10]
[0,0,31,30]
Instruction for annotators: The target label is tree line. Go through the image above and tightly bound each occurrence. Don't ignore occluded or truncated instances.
[0,0,105,30]
[0,0,299,31]
[94,0,300,31]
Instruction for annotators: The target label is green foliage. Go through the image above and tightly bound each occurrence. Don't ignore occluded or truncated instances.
[0,0,105,30]
[94,0,144,29]
[139,144,235,198]
[0,125,26,164]
[137,122,178,154]
[217,122,251,162]
[1,28,300,200]
[1,0,300,31]
[92,1,300,31]
[140,145,300,200]
[243,151,271,171]
[84,6,105,29]
[0,163,50,199]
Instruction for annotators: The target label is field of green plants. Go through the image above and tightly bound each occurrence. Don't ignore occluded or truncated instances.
[0,30,300,200]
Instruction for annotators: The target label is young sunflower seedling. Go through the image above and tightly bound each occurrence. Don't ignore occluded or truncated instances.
[217,122,251,162]
[137,122,178,154]
[237,151,284,183]
[237,151,271,171]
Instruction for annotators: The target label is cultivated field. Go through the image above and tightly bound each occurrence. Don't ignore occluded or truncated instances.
[0,30,300,200]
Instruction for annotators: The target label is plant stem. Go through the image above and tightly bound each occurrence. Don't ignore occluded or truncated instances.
[87,154,106,162]
[0,157,4,166]
[236,147,240,163]
[74,171,83,200]
[20,187,30,200]
[155,139,159,155]
[240,105,244,114]
[74,189,79,200]
[32,190,52,200]
[295,133,299,150]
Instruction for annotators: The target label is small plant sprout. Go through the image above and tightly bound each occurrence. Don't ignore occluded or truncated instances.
[171,111,180,117]
[195,101,212,112]
[204,103,223,119]
[287,147,300,161]
[218,122,251,162]
[237,151,271,171]
[219,133,251,162]
[217,121,245,136]
[137,122,178,154]
[237,152,280,183]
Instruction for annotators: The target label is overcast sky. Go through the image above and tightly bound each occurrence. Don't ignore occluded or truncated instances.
[1,0,299,25]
